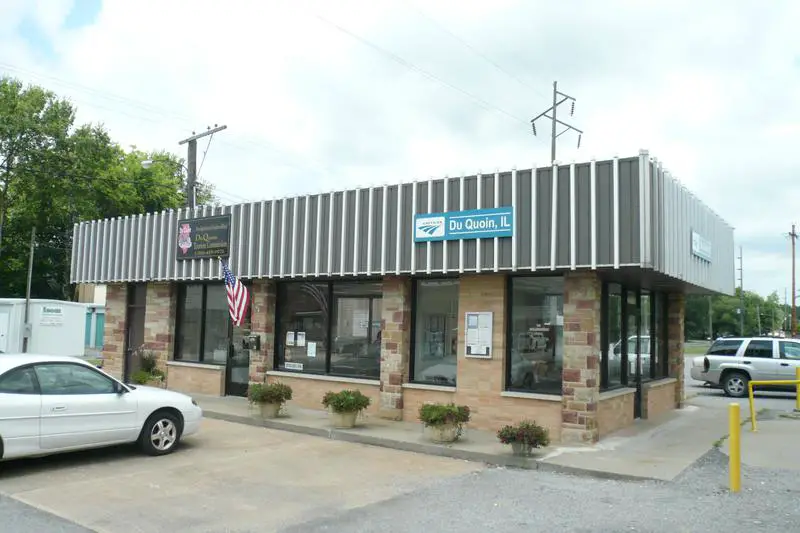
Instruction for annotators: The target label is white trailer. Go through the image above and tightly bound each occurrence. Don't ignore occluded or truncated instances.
[0,298,89,357]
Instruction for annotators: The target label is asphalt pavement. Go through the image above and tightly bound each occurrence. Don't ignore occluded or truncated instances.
[0,495,92,533]
[286,450,800,533]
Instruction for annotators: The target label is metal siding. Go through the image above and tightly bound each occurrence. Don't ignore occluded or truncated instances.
[556,166,570,266]
[535,168,552,268]
[385,186,398,273]
[516,169,532,270]
[399,184,413,272]
[575,163,591,265]
[498,171,513,268]
[480,174,494,271]
[431,180,445,272]
[595,162,613,266]
[447,178,460,271]
[70,154,734,292]
[371,188,383,273]
[329,193,341,275]
[463,176,478,270]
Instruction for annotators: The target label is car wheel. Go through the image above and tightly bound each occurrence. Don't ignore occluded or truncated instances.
[139,411,182,456]
[723,372,749,398]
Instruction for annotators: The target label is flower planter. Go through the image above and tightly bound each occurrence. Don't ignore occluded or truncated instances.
[330,410,358,429]
[427,422,459,443]
[259,402,281,419]
[511,442,534,457]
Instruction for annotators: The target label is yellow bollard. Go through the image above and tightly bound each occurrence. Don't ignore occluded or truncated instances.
[795,367,800,412]
[729,402,741,493]
[748,383,757,432]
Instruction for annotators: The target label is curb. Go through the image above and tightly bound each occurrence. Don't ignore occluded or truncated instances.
[203,410,663,483]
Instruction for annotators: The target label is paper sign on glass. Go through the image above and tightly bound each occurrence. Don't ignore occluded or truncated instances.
[286,331,295,346]
[296,332,306,347]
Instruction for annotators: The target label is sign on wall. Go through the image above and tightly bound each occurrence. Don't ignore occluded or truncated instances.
[40,305,64,326]
[177,214,231,260]
[414,207,514,243]
[464,311,493,359]
[691,230,712,262]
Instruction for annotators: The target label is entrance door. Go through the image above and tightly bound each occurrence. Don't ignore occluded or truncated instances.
[225,292,252,397]
[123,284,147,383]
[624,290,643,419]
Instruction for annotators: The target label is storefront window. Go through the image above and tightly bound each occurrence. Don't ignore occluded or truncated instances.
[640,291,652,381]
[412,279,459,386]
[604,283,623,389]
[175,283,249,364]
[625,290,639,382]
[276,281,382,379]
[507,277,564,395]
[653,292,668,378]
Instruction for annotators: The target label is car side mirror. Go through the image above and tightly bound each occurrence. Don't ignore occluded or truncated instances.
[115,383,128,395]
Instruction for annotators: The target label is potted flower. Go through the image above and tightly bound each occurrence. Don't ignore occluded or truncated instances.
[418,403,471,443]
[247,382,293,419]
[496,420,550,456]
[321,389,371,428]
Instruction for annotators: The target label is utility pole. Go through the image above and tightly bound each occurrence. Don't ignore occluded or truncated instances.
[178,124,227,209]
[737,246,744,336]
[530,81,583,165]
[789,224,798,337]
[22,226,36,353]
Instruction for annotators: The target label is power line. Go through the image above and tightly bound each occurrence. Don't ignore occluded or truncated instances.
[404,1,549,102]
[530,81,584,164]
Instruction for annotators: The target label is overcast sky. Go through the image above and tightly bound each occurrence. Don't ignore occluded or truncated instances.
[1,0,798,298]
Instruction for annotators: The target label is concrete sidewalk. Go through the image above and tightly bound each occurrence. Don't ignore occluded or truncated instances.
[719,413,800,470]
[196,395,741,482]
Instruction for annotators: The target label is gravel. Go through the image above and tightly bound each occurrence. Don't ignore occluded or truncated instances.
[281,449,800,533]
[0,495,94,533]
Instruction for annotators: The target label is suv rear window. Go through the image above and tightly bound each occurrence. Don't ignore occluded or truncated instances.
[706,339,743,356]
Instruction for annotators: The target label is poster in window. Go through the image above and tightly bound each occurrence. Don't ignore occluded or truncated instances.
[285,331,295,346]
[465,311,493,359]
[307,341,317,358]
[296,332,306,347]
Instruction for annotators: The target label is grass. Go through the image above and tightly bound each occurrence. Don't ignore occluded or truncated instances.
[684,341,711,356]
[712,407,769,448]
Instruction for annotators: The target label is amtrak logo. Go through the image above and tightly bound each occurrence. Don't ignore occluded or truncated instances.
[415,216,445,239]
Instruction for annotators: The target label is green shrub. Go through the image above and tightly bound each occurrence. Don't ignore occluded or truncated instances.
[139,350,158,374]
[247,382,293,405]
[321,389,371,413]
[131,370,152,385]
[418,403,471,428]
[496,420,550,448]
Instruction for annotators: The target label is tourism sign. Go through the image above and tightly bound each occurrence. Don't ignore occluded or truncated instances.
[176,214,231,260]
[414,206,514,243]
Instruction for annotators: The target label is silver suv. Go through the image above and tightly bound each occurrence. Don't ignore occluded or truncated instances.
[690,337,800,398]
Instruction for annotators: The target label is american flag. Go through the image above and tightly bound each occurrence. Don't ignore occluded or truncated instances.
[221,259,249,327]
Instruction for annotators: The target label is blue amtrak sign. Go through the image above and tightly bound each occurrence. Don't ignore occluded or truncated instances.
[414,207,514,243]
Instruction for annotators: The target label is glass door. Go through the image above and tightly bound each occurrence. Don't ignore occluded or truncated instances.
[225,287,252,397]
[124,284,147,383]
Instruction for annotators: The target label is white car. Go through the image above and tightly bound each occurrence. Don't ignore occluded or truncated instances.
[0,353,203,461]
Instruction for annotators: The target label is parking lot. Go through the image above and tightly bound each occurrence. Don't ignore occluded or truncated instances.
[0,419,482,533]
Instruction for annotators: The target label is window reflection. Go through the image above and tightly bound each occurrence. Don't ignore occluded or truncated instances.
[507,277,564,395]
[277,283,329,374]
[413,280,459,386]
[331,283,382,379]
[606,283,623,387]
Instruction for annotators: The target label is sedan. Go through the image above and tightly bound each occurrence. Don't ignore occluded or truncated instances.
[0,353,203,461]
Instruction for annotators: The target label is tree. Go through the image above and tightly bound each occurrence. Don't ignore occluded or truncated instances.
[0,76,216,300]
[686,289,791,340]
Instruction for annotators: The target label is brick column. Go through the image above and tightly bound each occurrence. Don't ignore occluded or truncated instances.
[668,292,686,408]
[102,284,127,379]
[561,272,601,444]
[250,280,276,383]
[379,276,411,420]
[144,283,175,373]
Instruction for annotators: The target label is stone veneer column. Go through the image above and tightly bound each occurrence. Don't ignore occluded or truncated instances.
[144,283,175,373]
[249,280,277,383]
[379,276,412,420]
[102,284,127,379]
[561,271,601,444]
[667,292,686,408]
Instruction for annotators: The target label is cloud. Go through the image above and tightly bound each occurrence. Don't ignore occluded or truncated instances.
[1,0,799,296]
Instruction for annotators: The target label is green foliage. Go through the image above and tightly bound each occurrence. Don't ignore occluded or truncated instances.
[418,403,471,428]
[496,420,550,447]
[131,370,152,385]
[321,389,371,413]
[0,75,217,299]
[247,382,293,405]
[685,289,791,340]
